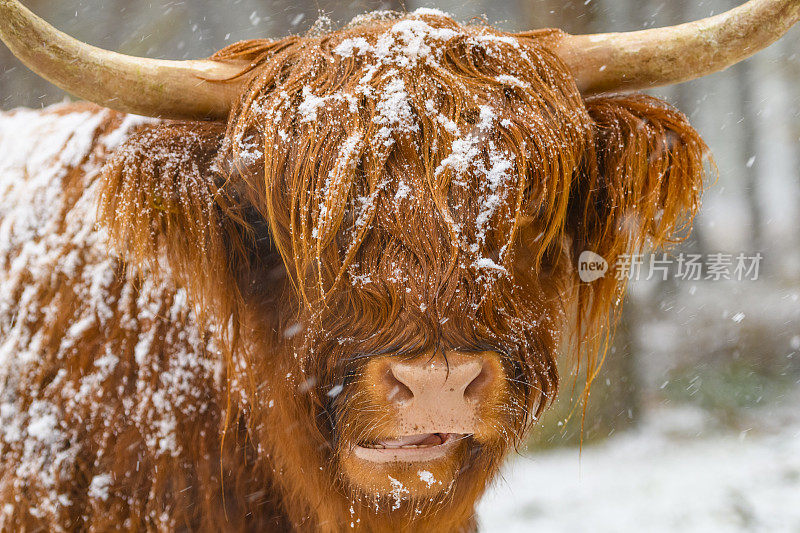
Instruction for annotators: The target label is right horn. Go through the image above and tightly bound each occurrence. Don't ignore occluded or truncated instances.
[541,0,800,95]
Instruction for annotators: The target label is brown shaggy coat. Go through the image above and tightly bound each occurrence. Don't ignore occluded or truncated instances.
[0,11,707,532]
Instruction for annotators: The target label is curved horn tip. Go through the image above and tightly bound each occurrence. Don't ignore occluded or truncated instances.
[549,0,800,94]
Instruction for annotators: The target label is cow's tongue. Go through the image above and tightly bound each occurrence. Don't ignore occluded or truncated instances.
[376,433,443,448]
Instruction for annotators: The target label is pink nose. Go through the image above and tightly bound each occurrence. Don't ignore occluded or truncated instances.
[387,354,490,404]
[375,351,501,434]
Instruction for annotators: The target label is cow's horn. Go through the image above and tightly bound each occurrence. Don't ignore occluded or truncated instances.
[545,0,800,95]
[0,0,248,120]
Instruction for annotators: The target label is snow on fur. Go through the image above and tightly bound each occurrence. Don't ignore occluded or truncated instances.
[0,105,219,529]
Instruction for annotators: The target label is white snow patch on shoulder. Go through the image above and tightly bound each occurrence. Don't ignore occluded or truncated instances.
[88,473,113,501]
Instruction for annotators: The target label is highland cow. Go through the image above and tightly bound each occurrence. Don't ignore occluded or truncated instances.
[0,1,798,531]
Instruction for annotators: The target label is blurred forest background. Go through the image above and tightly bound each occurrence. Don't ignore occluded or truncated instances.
[2,1,799,530]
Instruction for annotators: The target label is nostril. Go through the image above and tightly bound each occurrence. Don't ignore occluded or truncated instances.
[383,367,414,405]
[463,362,492,402]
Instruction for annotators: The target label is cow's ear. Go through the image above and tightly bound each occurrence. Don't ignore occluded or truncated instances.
[572,94,709,262]
[567,94,710,336]
[100,121,254,315]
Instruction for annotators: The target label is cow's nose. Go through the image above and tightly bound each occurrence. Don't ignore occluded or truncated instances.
[375,351,502,434]
[386,354,490,404]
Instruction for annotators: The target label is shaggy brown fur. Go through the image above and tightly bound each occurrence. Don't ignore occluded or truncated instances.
[0,10,707,532]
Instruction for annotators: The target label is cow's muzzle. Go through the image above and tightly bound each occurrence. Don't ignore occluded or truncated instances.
[353,350,505,463]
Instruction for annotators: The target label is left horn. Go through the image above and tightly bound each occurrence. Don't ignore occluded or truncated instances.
[539,0,800,95]
[0,0,248,120]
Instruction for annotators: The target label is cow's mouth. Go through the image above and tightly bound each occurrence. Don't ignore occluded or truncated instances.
[353,433,467,463]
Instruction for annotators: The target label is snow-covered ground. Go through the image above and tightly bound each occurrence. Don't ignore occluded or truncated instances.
[479,407,800,533]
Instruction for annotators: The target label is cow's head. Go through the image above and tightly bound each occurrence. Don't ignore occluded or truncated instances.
[2,0,797,526]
